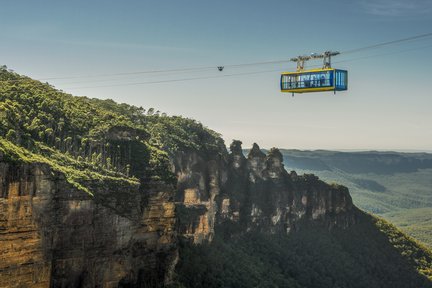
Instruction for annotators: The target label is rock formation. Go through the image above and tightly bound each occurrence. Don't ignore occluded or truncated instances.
[0,141,356,287]
[176,141,355,242]
[0,161,177,287]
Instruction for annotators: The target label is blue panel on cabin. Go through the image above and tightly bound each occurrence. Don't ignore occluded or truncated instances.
[280,70,335,90]
[335,70,348,91]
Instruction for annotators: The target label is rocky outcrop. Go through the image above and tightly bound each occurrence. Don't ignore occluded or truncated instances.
[173,150,228,243]
[0,161,176,287]
[217,142,355,234]
[174,141,355,242]
[0,141,357,287]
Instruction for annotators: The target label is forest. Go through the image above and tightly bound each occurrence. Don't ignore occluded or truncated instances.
[173,214,432,288]
[0,66,223,195]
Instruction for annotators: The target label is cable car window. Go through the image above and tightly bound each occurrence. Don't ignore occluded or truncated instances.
[334,70,347,90]
[282,71,334,90]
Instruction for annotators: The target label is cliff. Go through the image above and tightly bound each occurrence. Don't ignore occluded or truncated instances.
[169,142,432,288]
[0,138,357,287]
[0,159,177,287]
[2,136,431,288]
[175,141,355,244]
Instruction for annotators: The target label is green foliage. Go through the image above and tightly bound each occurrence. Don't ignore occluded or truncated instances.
[0,138,139,196]
[373,215,432,279]
[144,114,224,155]
[174,214,432,288]
[275,149,432,248]
[384,207,432,249]
[0,68,224,195]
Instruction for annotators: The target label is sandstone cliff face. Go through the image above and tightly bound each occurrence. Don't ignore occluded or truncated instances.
[174,142,355,242]
[220,142,355,234]
[0,141,356,287]
[172,150,228,244]
[0,161,177,287]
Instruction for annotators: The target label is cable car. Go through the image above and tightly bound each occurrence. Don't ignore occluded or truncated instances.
[280,51,348,95]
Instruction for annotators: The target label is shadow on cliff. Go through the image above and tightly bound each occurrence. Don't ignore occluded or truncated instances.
[173,209,432,288]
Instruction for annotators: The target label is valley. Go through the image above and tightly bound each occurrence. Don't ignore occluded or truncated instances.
[277,149,432,248]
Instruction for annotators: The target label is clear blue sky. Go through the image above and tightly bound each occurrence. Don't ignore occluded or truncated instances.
[2,0,432,151]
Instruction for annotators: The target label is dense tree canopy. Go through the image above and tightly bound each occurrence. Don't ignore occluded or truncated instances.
[0,66,224,195]
[172,214,432,288]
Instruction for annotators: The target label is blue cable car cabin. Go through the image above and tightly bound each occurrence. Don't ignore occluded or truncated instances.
[280,68,348,94]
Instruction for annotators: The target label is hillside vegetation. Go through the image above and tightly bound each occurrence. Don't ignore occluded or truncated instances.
[275,149,432,248]
[0,66,223,195]
[173,213,432,288]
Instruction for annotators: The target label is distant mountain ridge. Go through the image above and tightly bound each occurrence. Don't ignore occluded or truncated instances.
[244,149,432,174]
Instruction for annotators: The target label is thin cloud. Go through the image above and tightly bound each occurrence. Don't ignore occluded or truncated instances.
[362,0,432,16]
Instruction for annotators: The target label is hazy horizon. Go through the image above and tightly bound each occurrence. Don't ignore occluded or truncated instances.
[240,146,432,154]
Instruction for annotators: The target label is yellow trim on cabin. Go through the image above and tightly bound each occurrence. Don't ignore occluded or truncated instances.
[281,86,336,93]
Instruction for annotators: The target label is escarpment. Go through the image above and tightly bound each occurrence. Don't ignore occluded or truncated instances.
[0,66,358,287]
[0,160,177,287]
[0,138,356,287]
[223,142,355,233]
[172,144,432,288]
[174,141,356,243]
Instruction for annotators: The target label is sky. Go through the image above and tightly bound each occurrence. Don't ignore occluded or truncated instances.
[1,0,432,151]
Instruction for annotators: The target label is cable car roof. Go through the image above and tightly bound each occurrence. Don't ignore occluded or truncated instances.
[281,67,338,75]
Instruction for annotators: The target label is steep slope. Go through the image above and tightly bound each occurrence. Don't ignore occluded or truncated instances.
[0,161,177,287]
[174,214,432,288]
[172,142,432,288]
[0,67,222,286]
[172,141,354,245]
